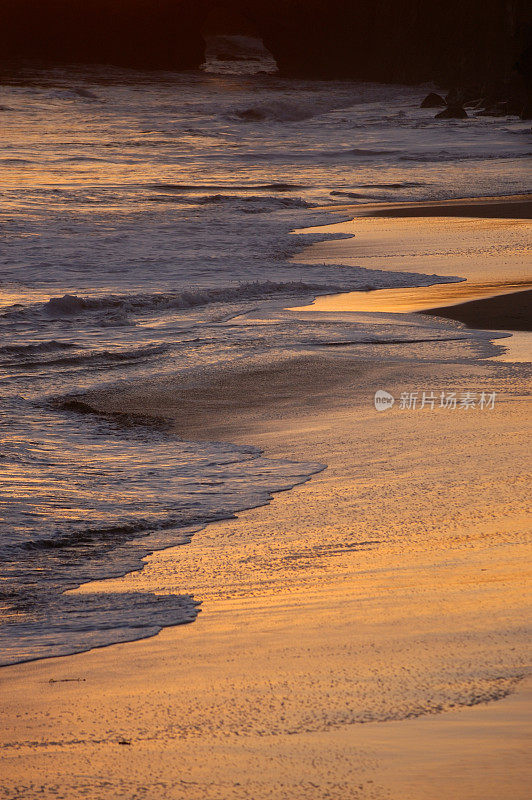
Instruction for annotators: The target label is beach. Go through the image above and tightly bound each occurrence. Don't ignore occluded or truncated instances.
[1,195,530,799]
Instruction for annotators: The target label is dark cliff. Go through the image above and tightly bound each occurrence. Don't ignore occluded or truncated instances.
[0,0,205,71]
[1,1,531,104]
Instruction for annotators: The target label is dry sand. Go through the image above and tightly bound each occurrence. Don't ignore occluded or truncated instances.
[1,198,531,800]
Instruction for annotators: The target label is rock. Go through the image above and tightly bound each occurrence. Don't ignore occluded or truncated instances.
[435,105,468,119]
[420,92,446,108]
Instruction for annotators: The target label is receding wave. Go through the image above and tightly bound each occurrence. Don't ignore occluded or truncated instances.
[0,591,199,667]
[313,335,471,347]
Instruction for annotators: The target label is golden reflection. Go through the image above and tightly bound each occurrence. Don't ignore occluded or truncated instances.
[301,281,532,314]
[293,205,532,315]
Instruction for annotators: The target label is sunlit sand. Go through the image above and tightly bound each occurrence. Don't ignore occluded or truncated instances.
[2,349,530,799]
[2,197,530,799]
[1,67,530,798]
[292,196,532,315]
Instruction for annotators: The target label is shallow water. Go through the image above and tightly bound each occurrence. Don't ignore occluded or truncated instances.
[1,53,530,665]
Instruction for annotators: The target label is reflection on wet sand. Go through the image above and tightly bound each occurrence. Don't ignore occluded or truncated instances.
[293,196,532,319]
[297,280,532,315]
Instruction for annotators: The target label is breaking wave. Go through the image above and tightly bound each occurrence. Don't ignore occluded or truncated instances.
[24,282,351,318]
[148,194,312,212]
[230,101,336,123]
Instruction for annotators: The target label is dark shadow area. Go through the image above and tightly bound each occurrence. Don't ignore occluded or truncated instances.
[202,4,259,37]
[0,1,530,110]
[0,0,206,70]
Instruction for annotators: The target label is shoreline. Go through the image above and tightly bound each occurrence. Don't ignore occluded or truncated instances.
[1,194,530,799]
[295,194,532,325]
[362,194,532,332]
[1,355,530,800]
[317,193,532,219]
[347,194,532,220]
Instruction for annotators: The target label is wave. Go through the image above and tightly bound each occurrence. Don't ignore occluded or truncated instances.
[400,150,532,163]
[147,182,306,192]
[329,181,430,199]
[6,344,169,371]
[4,271,465,325]
[147,193,312,212]
[231,103,323,123]
[197,195,311,212]
[359,181,429,189]
[0,340,77,357]
[330,191,369,199]
[16,282,350,319]
[59,155,105,163]
[47,88,99,101]
[236,148,400,162]
[228,94,374,124]
[342,148,400,157]
[314,335,470,347]
[0,591,199,667]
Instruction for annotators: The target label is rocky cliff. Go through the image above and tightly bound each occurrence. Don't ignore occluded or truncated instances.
[1,0,531,110]
[0,0,205,71]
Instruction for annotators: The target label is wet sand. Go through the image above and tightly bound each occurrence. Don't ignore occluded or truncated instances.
[1,355,530,800]
[294,194,532,317]
[355,194,532,220]
[0,196,530,800]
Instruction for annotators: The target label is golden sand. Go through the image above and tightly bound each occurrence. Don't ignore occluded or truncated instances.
[1,198,530,800]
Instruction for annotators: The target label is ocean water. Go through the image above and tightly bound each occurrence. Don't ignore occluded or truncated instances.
[1,45,530,665]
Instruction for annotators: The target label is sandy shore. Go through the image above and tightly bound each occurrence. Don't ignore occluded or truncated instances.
[295,195,532,317]
[1,197,530,800]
